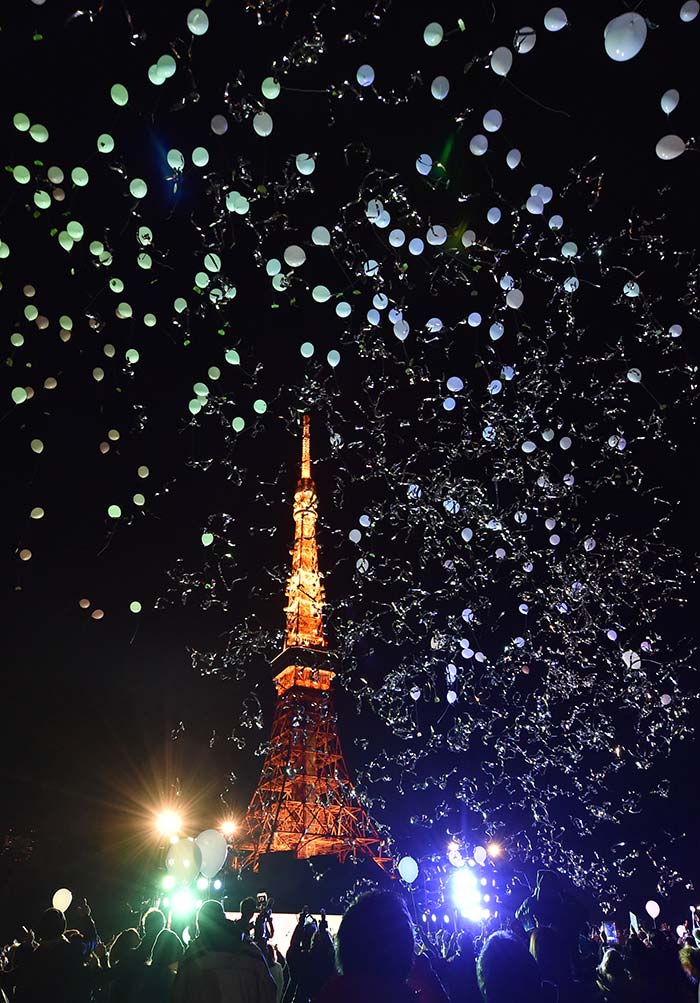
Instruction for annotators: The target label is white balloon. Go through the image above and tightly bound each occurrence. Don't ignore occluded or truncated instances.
[506,288,524,309]
[490,47,513,77]
[656,135,686,160]
[604,13,648,62]
[526,195,544,215]
[473,845,487,865]
[416,153,433,176]
[646,900,661,919]
[397,855,419,883]
[544,7,567,31]
[514,26,536,53]
[431,76,450,100]
[52,888,72,913]
[483,109,503,133]
[253,112,273,137]
[469,134,488,156]
[166,838,203,882]
[627,367,642,383]
[423,21,444,46]
[195,829,229,879]
[660,89,680,115]
[312,226,331,246]
[284,245,306,268]
[461,229,476,248]
[356,64,375,87]
[506,149,521,169]
[296,153,315,176]
[680,0,699,21]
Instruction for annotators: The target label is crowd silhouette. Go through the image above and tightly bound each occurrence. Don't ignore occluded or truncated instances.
[1,873,699,1003]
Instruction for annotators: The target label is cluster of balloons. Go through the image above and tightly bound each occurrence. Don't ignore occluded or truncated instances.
[165,829,228,883]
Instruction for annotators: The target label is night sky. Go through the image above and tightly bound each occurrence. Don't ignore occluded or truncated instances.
[1,0,699,937]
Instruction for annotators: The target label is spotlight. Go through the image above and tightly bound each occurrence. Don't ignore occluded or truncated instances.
[155,810,182,839]
[443,914,451,925]
[220,819,237,837]
[172,889,195,917]
[161,874,176,891]
[487,842,502,858]
[213,879,223,891]
[196,876,209,891]
[451,868,487,923]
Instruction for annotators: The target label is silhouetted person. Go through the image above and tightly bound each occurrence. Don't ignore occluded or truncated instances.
[477,931,548,1003]
[29,908,89,1003]
[133,907,166,965]
[134,928,184,1003]
[232,897,257,942]
[173,899,276,1003]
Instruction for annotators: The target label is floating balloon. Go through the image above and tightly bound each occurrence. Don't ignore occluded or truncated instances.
[656,135,686,160]
[544,7,567,31]
[253,112,273,137]
[356,64,375,87]
[490,47,513,77]
[397,855,419,883]
[646,900,661,919]
[680,0,699,21]
[52,888,72,913]
[430,76,449,100]
[166,838,203,883]
[483,109,503,133]
[514,26,536,53]
[473,845,487,865]
[660,89,680,115]
[187,8,209,35]
[469,134,488,156]
[423,22,443,46]
[604,13,648,62]
[195,829,229,878]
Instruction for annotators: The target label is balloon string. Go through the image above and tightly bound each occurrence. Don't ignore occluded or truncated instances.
[505,78,571,118]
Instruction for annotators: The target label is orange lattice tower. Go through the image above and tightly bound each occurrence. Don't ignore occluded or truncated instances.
[234,416,390,871]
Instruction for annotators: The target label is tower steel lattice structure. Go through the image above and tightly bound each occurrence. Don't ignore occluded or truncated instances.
[234,416,390,872]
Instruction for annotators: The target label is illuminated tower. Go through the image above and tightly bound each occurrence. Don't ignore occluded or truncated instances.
[235,416,389,871]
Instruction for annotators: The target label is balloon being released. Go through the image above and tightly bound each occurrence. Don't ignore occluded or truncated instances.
[166,838,203,882]
[490,47,513,77]
[661,89,680,115]
[646,900,661,919]
[195,829,229,878]
[52,888,72,913]
[656,135,686,160]
[604,13,648,62]
[398,855,419,883]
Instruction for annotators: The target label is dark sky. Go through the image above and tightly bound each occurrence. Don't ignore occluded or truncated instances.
[1,0,699,935]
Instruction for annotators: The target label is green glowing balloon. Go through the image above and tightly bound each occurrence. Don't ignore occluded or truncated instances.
[327,349,341,367]
[99,251,113,266]
[66,220,84,240]
[107,504,122,518]
[157,54,177,78]
[47,166,63,184]
[300,342,315,358]
[253,399,267,414]
[112,278,127,295]
[192,147,209,167]
[116,302,133,319]
[30,507,45,520]
[143,313,157,327]
[129,178,147,198]
[31,438,44,454]
[187,8,209,34]
[167,149,185,171]
[133,493,145,506]
[34,190,51,209]
[137,465,149,478]
[11,333,24,347]
[148,64,165,86]
[71,167,89,187]
[312,285,331,303]
[207,366,221,380]
[195,271,209,288]
[261,77,281,100]
[0,241,9,258]
[204,253,221,273]
[93,367,104,381]
[97,133,115,153]
[11,387,27,404]
[129,600,142,613]
[193,382,209,397]
[225,349,240,365]
[13,165,30,184]
[13,112,30,132]
[110,83,129,106]
[137,226,153,246]
[125,348,139,364]
[24,305,38,321]
[232,416,245,432]
[201,532,214,547]
[89,241,104,256]
[29,123,49,143]
[189,399,202,415]
[137,253,152,270]
[59,315,73,330]
[104,344,115,358]
[58,231,74,252]
[174,297,187,314]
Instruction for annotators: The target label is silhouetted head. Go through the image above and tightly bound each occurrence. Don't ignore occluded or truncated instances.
[109,928,140,968]
[530,925,571,986]
[240,897,256,921]
[152,928,184,970]
[36,908,67,942]
[142,907,166,940]
[336,891,414,984]
[478,931,543,1003]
